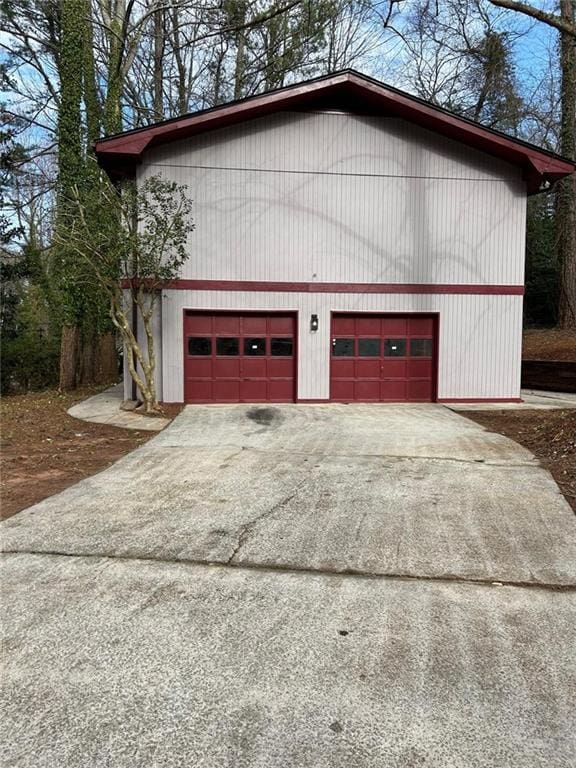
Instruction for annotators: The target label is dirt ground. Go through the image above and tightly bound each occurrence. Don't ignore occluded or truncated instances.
[464,409,576,514]
[523,328,576,361]
[1,390,179,520]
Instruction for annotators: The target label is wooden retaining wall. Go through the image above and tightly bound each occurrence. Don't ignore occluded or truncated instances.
[521,360,576,393]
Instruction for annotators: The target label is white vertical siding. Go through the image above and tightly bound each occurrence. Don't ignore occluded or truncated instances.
[160,290,523,403]
[139,111,527,286]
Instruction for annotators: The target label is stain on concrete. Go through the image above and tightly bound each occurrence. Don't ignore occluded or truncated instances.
[246,407,283,428]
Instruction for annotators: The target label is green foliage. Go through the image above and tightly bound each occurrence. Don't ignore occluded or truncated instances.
[125,175,195,284]
[0,67,27,246]
[1,273,60,395]
[53,0,89,327]
[54,173,194,409]
[64,173,194,289]
[467,31,524,131]
[524,195,559,327]
[56,0,84,201]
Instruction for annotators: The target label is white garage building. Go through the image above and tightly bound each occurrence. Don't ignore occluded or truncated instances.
[95,70,575,405]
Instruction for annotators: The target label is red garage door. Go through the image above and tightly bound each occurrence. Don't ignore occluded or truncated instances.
[331,314,437,402]
[184,312,296,403]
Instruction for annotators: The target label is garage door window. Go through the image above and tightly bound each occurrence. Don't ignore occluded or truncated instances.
[384,339,406,357]
[216,337,239,356]
[358,338,380,357]
[410,339,433,357]
[188,337,211,355]
[244,338,266,356]
[271,338,293,356]
[332,338,354,356]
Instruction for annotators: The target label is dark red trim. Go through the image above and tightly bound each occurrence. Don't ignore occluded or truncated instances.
[160,279,524,296]
[438,398,522,403]
[95,70,575,192]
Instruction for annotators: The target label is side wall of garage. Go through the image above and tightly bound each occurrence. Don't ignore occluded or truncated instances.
[160,290,523,402]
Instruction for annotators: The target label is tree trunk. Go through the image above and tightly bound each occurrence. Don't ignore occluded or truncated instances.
[79,333,96,387]
[153,3,165,120]
[59,325,80,390]
[557,0,576,329]
[170,3,188,114]
[233,2,247,100]
[97,332,118,384]
[103,0,126,135]
[83,0,100,145]
[56,0,84,389]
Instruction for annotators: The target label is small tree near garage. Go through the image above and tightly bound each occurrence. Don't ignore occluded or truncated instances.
[59,173,194,412]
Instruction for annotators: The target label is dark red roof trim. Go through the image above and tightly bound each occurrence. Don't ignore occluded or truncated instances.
[95,70,575,194]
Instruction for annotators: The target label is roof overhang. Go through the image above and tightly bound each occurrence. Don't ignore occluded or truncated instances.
[94,70,575,195]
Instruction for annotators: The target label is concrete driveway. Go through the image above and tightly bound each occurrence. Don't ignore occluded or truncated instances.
[2,404,576,766]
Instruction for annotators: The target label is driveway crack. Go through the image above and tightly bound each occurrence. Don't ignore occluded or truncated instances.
[3,549,576,591]
[227,477,310,565]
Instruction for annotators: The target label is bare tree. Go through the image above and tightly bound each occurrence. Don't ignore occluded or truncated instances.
[487,0,575,327]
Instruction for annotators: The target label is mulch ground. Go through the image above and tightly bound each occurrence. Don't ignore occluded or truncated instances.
[523,328,576,361]
[1,390,180,520]
[463,409,576,514]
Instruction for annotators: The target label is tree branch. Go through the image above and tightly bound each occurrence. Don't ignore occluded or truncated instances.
[487,0,576,37]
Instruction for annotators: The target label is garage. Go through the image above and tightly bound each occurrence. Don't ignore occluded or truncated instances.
[330,314,437,402]
[184,312,296,403]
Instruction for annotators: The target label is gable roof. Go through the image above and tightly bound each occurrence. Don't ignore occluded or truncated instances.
[94,69,575,194]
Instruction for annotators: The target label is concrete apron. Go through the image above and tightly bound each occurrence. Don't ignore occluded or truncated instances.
[2,404,575,585]
[2,404,576,767]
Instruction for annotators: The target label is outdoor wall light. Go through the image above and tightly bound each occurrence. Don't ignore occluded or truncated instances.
[310,314,319,332]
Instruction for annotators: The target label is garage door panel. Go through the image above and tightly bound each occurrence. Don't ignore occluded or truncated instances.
[356,316,381,334]
[409,317,434,335]
[213,315,240,334]
[356,380,381,400]
[242,358,267,377]
[331,314,436,403]
[380,380,408,401]
[268,359,293,377]
[331,380,355,401]
[269,316,293,334]
[332,358,355,377]
[187,358,212,377]
[241,380,268,401]
[356,359,380,377]
[242,316,267,334]
[408,359,433,377]
[213,358,240,378]
[269,380,294,401]
[185,380,212,403]
[186,314,212,334]
[408,380,433,401]
[382,317,408,335]
[381,359,407,379]
[332,316,355,334]
[212,380,240,401]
